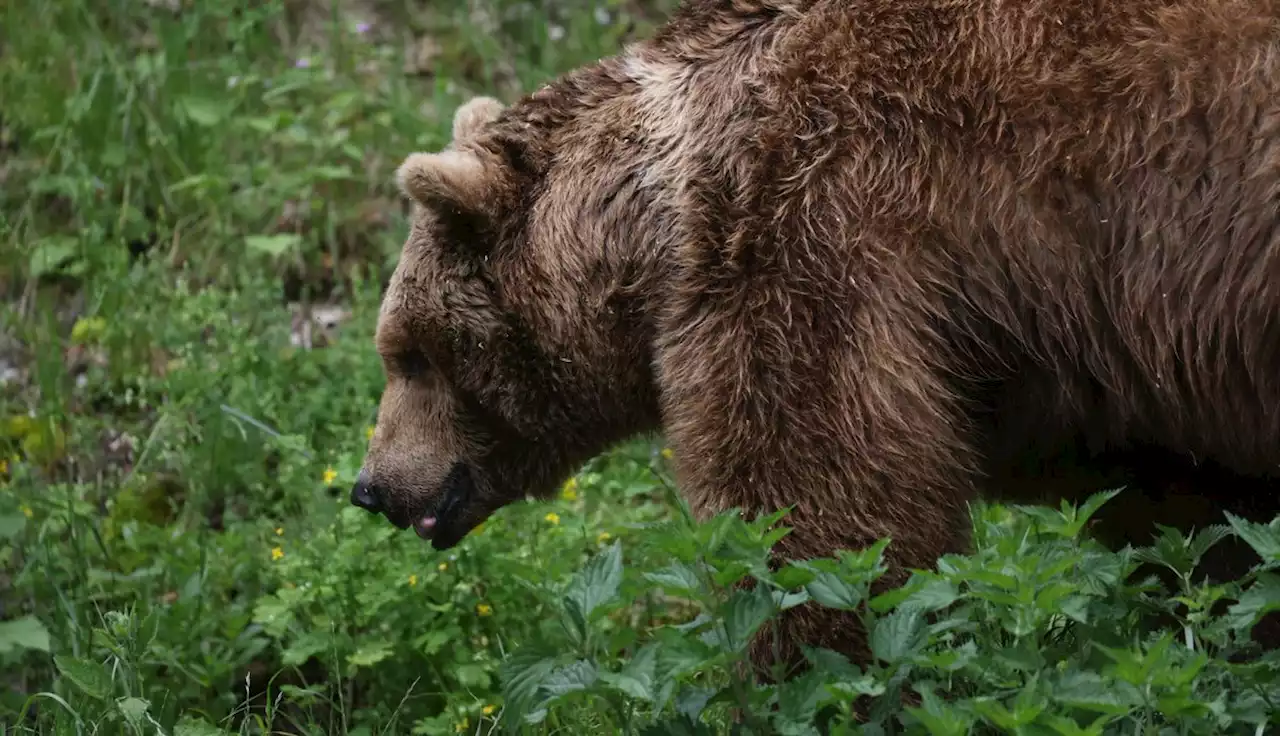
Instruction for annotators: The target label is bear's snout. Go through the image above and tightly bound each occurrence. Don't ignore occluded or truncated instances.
[348,462,477,547]
[350,468,385,514]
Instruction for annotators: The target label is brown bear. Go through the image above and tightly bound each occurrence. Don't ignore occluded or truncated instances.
[352,0,1280,675]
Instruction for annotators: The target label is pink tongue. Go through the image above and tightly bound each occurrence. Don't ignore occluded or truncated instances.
[414,516,437,540]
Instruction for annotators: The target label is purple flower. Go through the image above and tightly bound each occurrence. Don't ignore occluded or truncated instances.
[355,21,371,34]
[294,57,311,69]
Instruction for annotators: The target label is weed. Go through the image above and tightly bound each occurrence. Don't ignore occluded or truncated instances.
[2,1,1278,734]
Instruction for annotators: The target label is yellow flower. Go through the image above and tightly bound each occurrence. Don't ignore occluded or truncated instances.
[596,531,612,544]
[476,603,493,617]
[20,503,33,519]
[271,546,284,561]
[322,467,337,484]
[561,477,578,500]
[482,704,496,716]
[661,447,674,460]
[365,425,375,441]
[455,718,470,733]
[275,527,284,536]
[544,512,560,525]
[438,562,449,572]
[408,574,418,586]
[70,316,107,344]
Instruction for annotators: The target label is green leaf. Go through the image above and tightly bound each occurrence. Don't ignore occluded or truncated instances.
[775,669,826,730]
[977,684,1047,729]
[136,608,161,652]
[167,174,220,195]
[499,651,558,726]
[278,684,325,704]
[281,632,329,667]
[773,563,818,589]
[55,655,112,701]
[654,628,717,680]
[803,647,863,679]
[117,696,150,726]
[0,615,52,654]
[804,571,864,610]
[563,540,623,622]
[1226,573,1280,630]
[1051,671,1138,716]
[831,538,892,583]
[918,641,978,673]
[905,686,974,736]
[1057,594,1091,624]
[29,236,80,278]
[455,663,491,689]
[100,143,127,167]
[721,585,775,652]
[1134,525,1198,575]
[1061,488,1124,538]
[561,595,588,650]
[1183,523,1235,566]
[244,233,302,257]
[0,513,26,540]
[312,165,355,181]
[826,675,886,701]
[179,95,229,127]
[346,640,394,669]
[993,639,1045,672]
[901,577,961,613]
[639,715,718,736]
[643,561,703,597]
[1226,512,1280,565]
[773,589,810,612]
[711,560,754,588]
[599,643,658,702]
[174,716,234,736]
[541,659,597,698]
[869,607,926,665]
[963,568,1020,591]
[675,685,717,722]
[970,698,1018,730]
[1040,713,1113,736]
[418,628,455,655]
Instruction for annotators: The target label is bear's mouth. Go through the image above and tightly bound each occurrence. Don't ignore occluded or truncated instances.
[412,461,474,550]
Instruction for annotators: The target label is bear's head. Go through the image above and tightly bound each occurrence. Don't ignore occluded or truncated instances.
[351,94,662,549]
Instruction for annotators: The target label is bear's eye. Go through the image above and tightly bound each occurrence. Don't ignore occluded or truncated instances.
[396,349,430,378]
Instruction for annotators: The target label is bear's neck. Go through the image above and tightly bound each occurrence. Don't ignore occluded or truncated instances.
[480,20,776,447]
[498,18,772,321]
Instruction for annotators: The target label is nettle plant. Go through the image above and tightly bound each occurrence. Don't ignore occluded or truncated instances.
[496,488,1280,735]
[244,443,671,735]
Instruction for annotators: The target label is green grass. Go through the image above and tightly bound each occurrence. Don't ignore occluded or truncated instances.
[0,1,683,732]
[5,2,1280,734]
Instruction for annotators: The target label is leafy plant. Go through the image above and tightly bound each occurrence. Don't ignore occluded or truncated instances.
[3,0,1279,734]
[496,490,1280,735]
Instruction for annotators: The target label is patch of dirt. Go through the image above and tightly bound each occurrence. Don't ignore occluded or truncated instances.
[289,301,352,349]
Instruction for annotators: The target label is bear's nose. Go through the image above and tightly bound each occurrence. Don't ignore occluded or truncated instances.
[350,469,383,514]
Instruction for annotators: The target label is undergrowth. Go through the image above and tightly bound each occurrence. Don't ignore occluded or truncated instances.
[2,0,1278,734]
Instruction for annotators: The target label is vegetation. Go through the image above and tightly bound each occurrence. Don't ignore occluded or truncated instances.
[1,1,1278,733]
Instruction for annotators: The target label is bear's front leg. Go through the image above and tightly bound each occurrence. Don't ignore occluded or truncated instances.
[654,287,980,679]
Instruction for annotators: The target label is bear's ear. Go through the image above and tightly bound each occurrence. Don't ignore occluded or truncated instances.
[395,149,500,216]
[451,96,505,142]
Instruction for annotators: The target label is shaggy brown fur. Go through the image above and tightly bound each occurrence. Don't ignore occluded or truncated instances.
[355,0,1280,674]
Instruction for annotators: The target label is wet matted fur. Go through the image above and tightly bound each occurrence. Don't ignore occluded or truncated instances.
[355,0,1280,672]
